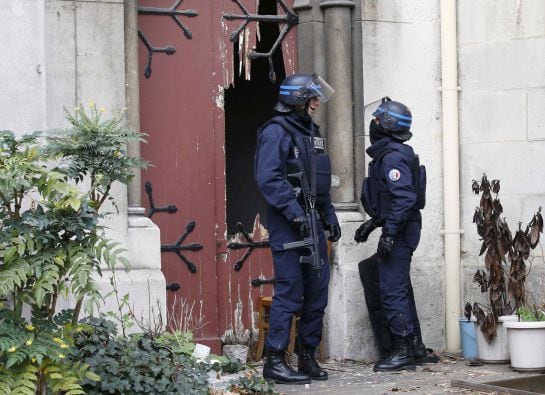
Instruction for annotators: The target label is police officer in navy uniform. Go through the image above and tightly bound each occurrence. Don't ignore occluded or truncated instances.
[254,73,341,384]
[354,97,431,372]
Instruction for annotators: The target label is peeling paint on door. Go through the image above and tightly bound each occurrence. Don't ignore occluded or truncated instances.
[138,0,296,355]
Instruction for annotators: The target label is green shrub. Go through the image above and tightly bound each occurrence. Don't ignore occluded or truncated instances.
[0,308,98,394]
[73,317,209,395]
[517,305,545,322]
[0,103,147,393]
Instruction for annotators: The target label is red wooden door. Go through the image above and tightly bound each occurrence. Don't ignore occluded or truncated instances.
[138,0,297,353]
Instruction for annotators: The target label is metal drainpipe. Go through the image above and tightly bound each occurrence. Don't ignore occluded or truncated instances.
[440,0,462,352]
[124,0,143,212]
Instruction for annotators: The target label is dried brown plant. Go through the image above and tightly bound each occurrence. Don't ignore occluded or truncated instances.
[467,174,543,341]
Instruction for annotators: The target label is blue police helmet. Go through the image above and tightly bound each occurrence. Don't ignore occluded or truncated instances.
[372,97,413,140]
[274,73,334,113]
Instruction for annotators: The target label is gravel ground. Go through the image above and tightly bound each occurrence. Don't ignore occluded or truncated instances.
[264,353,542,394]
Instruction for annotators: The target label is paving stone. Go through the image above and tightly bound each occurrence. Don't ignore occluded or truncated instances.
[258,353,535,394]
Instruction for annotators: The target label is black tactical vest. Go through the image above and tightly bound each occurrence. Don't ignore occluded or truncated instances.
[360,144,426,220]
[258,115,332,204]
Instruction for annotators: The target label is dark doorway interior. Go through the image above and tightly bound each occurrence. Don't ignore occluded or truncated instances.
[224,1,287,235]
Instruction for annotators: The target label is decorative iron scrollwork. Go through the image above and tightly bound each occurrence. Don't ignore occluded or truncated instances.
[222,0,298,82]
[251,278,275,287]
[227,222,270,272]
[166,282,181,292]
[145,180,203,273]
[161,221,203,274]
[138,0,198,78]
[145,181,177,218]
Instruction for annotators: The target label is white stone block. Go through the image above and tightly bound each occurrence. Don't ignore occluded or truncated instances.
[458,0,518,44]
[362,21,439,109]
[461,141,545,196]
[102,182,129,242]
[459,90,527,144]
[95,269,166,335]
[127,215,162,270]
[460,38,545,91]
[75,1,125,112]
[458,0,545,42]
[527,88,545,141]
[361,0,438,24]
[55,269,166,336]
[513,1,545,38]
[45,1,77,128]
[0,0,46,133]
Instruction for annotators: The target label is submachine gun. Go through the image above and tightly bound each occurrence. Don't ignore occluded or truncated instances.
[281,135,324,277]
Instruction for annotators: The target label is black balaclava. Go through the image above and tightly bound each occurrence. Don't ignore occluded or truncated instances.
[288,100,313,126]
[369,119,391,144]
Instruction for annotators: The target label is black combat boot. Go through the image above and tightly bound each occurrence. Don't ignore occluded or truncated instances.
[412,321,428,361]
[263,348,311,384]
[373,334,416,372]
[298,345,328,380]
[411,321,439,364]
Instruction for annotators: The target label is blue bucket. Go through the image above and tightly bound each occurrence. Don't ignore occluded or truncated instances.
[459,318,477,359]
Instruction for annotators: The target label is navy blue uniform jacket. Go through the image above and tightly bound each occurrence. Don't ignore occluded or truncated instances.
[254,113,338,251]
[364,138,421,239]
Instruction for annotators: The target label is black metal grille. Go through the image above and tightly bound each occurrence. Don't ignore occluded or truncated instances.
[145,181,203,274]
[227,222,270,272]
[138,0,198,78]
[222,0,298,82]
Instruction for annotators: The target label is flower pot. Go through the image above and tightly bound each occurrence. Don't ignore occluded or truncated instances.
[459,318,477,359]
[222,344,249,364]
[504,321,545,372]
[475,315,517,363]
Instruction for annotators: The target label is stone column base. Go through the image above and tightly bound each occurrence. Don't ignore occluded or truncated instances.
[324,210,381,361]
[95,269,166,335]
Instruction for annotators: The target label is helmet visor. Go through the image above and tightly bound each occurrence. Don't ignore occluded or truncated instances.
[365,98,384,116]
[306,75,335,102]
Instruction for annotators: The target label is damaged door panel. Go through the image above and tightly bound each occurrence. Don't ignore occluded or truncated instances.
[222,0,298,82]
[139,0,297,355]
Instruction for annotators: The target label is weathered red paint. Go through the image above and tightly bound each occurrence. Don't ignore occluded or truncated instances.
[138,0,296,354]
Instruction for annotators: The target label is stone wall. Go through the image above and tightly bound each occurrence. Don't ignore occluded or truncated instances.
[325,0,545,361]
[0,0,165,329]
[325,0,445,361]
[458,0,545,315]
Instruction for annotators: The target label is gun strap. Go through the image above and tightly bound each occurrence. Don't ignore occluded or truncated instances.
[266,115,318,206]
[293,149,312,210]
[309,123,317,208]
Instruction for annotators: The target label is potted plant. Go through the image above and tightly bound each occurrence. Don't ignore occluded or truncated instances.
[466,175,542,363]
[504,305,545,372]
[221,302,251,364]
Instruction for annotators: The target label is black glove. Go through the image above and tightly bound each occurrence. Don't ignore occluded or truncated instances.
[291,215,310,238]
[377,235,394,259]
[327,223,341,242]
[354,219,378,243]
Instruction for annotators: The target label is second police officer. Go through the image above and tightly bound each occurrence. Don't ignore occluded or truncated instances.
[254,73,341,384]
[354,97,433,372]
